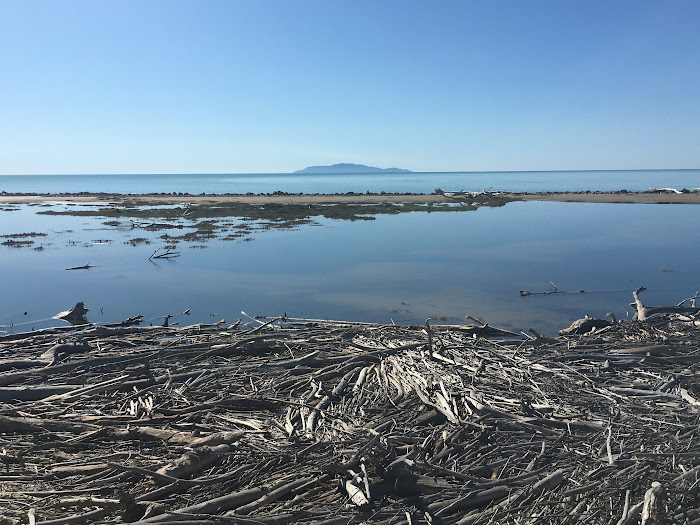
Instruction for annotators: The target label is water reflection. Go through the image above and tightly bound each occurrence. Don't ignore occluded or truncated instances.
[1,201,698,335]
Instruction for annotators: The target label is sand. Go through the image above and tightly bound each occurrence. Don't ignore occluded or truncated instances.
[1,190,700,206]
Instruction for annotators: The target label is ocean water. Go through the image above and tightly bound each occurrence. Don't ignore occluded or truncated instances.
[1,200,699,336]
[1,169,699,195]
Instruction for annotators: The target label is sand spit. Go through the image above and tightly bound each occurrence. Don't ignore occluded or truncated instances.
[1,190,700,206]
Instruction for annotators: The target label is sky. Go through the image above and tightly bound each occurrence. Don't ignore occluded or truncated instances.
[1,0,699,174]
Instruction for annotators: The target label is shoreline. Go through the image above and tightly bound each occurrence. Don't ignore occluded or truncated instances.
[2,189,700,205]
[1,312,697,521]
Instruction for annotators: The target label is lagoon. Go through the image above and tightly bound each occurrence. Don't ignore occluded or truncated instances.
[1,199,698,336]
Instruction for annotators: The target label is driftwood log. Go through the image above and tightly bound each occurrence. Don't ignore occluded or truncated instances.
[632,287,700,321]
[52,302,90,325]
[0,293,698,524]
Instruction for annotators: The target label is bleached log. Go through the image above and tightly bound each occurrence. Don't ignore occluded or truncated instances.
[641,481,667,525]
[632,286,700,321]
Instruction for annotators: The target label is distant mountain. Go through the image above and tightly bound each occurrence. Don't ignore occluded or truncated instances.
[294,163,412,174]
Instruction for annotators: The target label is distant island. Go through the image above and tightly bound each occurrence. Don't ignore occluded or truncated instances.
[295,163,412,174]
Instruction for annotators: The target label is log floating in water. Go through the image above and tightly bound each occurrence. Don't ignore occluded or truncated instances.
[148,245,180,260]
[64,264,97,270]
[520,281,585,296]
[52,301,90,325]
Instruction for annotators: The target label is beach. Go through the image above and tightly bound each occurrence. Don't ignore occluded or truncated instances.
[1,196,699,522]
[2,190,700,206]
[1,306,698,523]
[4,0,699,521]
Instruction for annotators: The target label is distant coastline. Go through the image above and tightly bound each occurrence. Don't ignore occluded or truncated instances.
[294,163,412,174]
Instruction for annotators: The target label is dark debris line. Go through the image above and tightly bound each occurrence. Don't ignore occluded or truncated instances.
[0,309,698,524]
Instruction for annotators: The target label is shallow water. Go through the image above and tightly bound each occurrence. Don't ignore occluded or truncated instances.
[1,201,698,336]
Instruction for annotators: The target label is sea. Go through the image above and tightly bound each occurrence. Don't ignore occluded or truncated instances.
[1,169,699,195]
[1,169,699,336]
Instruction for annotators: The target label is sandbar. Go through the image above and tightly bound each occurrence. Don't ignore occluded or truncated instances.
[1,190,699,206]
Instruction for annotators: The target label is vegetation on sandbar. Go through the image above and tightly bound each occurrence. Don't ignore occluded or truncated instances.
[36,195,512,223]
[0,232,48,238]
[21,195,514,249]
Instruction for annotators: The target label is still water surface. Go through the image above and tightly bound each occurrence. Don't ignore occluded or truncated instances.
[2,201,698,335]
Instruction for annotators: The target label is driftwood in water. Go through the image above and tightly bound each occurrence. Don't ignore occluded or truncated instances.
[52,301,89,325]
[520,289,566,296]
[103,314,144,328]
[0,295,698,523]
[131,219,183,230]
[148,245,180,260]
[64,263,97,270]
[520,282,585,296]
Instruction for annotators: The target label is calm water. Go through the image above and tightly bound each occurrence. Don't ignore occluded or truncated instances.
[1,169,699,195]
[1,200,699,335]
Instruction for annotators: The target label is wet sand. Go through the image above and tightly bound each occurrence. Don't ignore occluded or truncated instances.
[517,191,700,204]
[1,190,700,206]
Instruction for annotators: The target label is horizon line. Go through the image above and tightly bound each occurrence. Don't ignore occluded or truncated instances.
[1,167,699,176]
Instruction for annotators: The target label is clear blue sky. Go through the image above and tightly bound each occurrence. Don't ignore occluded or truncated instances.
[1,0,699,174]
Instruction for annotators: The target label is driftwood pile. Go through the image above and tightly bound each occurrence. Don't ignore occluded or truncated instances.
[0,306,698,524]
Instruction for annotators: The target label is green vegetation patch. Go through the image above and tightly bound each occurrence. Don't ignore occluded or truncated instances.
[193,220,218,231]
[1,232,48,238]
[124,237,152,246]
[160,229,218,242]
[2,239,34,247]
[33,195,513,246]
[36,197,510,223]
